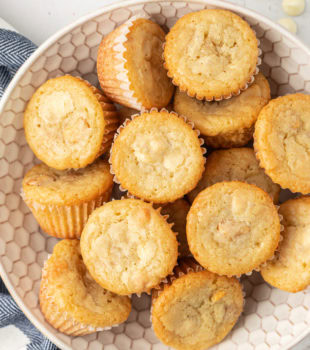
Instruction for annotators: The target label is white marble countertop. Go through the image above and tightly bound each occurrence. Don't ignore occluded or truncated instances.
[0,0,309,349]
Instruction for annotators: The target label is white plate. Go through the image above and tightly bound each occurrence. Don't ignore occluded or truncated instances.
[0,1,310,349]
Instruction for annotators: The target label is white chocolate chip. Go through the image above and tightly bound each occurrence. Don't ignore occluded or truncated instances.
[282,0,305,16]
[163,153,184,170]
[278,17,298,33]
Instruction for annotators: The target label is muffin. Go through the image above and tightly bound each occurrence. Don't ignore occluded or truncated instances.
[159,199,191,257]
[173,73,270,148]
[254,93,310,194]
[187,181,281,276]
[164,9,259,100]
[188,148,280,204]
[261,196,310,292]
[110,110,205,203]
[80,199,178,295]
[97,17,174,110]
[40,239,131,335]
[22,159,113,238]
[152,258,243,350]
[24,75,119,170]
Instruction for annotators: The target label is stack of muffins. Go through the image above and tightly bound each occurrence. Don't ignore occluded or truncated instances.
[21,9,310,350]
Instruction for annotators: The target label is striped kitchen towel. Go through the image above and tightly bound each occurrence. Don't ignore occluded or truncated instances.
[0,28,58,350]
[0,28,36,97]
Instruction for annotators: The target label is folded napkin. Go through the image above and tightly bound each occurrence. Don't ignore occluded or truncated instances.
[0,28,58,350]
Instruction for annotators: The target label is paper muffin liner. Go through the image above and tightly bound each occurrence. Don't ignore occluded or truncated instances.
[151,257,204,301]
[75,76,120,156]
[163,33,262,102]
[40,258,117,335]
[22,188,112,239]
[97,15,149,110]
[108,108,207,202]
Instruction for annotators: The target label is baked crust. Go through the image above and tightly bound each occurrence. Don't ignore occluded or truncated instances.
[254,93,310,194]
[187,148,280,204]
[24,75,119,170]
[80,199,178,295]
[173,73,270,148]
[187,181,280,276]
[164,9,259,100]
[261,196,310,292]
[111,110,205,203]
[40,240,131,335]
[151,258,243,350]
[22,159,113,238]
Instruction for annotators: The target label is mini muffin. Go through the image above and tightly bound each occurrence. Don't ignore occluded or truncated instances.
[164,9,259,100]
[80,199,178,295]
[110,110,205,203]
[187,181,281,276]
[22,159,113,238]
[254,93,310,194]
[157,199,191,257]
[152,258,243,350]
[261,196,310,292]
[40,239,131,335]
[97,17,174,110]
[24,75,119,170]
[188,148,280,204]
[173,73,270,148]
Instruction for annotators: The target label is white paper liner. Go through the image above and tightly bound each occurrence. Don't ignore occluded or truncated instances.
[22,188,112,238]
[151,258,204,300]
[163,30,262,101]
[40,258,117,335]
[108,108,207,202]
[98,15,150,110]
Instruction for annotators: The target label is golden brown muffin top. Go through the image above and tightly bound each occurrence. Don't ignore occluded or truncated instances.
[173,73,270,137]
[261,196,310,292]
[24,75,111,170]
[23,159,113,206]
[164,9,259,100]
[40,240,131,328]
[188,148,280,204]
[81,199,178,295]
[187,181,280,276]
[152,261,243,350]
[254,93,310,194]
[110,110,205,203]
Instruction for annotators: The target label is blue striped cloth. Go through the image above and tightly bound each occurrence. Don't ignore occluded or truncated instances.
[0,29,58,350]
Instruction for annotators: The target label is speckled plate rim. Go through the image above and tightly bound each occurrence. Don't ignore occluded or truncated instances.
[0,1,310,349]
